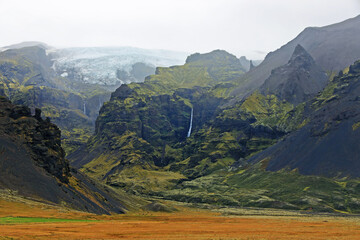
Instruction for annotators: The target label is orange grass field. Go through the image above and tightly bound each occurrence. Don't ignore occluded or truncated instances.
[1,198,360,240]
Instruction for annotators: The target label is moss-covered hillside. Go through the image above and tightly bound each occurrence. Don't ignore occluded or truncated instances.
[70,47,360,213]
[70,50,291,194]
[0,46,111,154]
[250,60,360,178]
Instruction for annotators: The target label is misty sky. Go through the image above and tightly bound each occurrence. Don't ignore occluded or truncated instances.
[0,0,359,59]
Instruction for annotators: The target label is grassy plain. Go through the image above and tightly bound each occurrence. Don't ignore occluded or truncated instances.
[0,193,359,240]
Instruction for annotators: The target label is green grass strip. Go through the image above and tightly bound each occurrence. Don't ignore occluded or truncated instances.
[0,217,97,225]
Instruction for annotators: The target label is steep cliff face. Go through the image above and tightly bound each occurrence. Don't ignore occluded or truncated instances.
[0,97,70,182]
[0,96,126,214]
[260,45,328,105]
[9,86,96,154]
[70,84,229,192]
[250,60,360,177]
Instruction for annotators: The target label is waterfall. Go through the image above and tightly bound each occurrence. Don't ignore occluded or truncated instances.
[187,108,193,138]
[83,101,86,115]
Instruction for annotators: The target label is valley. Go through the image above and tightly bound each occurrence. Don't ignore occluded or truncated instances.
[1,6,360,239]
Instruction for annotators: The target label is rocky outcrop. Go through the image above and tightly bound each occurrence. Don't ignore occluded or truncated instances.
[0,98,69,182]
[260,44,328,105]
[0,96,126,214]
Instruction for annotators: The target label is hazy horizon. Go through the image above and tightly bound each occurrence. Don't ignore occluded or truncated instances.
[1,0,359,59]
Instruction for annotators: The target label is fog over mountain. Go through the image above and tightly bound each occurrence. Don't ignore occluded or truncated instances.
[0,0,359,59]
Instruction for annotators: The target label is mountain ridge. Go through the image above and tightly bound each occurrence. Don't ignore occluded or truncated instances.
[231,14,360,99]
[260,44,328,105]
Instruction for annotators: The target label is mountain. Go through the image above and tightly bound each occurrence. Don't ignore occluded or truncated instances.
[260,44,328,105]
[0,96,128,214]
[68,56,360,212]
[69,16,360,213]
[69,50,247,192]
[249,60,360,177]
[3,15,360,214]
[0,46,110,154]
[0,44,189,155]
[232,14,360,99]
[148,61,360,212]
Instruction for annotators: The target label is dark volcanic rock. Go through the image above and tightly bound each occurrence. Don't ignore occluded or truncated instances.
[260,44,328,105]
[249,60,360,178]
[0,97,69,182]
[232,15,360,99]
[0,96,126,214]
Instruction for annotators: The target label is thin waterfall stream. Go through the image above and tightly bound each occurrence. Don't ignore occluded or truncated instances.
[83,101,86,115]
[187,108,193,137]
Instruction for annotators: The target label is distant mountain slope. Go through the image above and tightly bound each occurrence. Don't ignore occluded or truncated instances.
[249,60,360,177]
[232,15,360,99]
[51,47,189,86]
[143,50,245,89]
[0,46,60,89]
[0,44,190,155]
[0,46,109,154]
[260,44,328,105]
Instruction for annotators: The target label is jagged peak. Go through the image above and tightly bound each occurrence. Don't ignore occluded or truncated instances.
[289,44,314,63]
